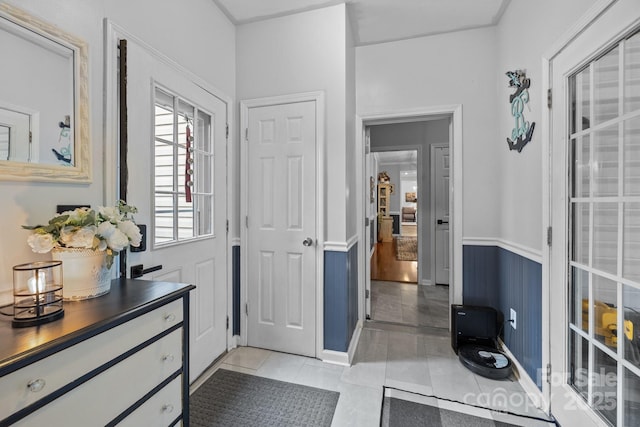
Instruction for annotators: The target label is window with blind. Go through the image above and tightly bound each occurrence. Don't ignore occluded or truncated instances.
[153,86,214,246]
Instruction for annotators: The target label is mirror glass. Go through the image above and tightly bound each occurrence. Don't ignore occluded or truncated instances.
[0,4,90,182]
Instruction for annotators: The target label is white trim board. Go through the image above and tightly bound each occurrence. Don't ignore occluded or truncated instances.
[462,238,543,264]
[324,234,358,252]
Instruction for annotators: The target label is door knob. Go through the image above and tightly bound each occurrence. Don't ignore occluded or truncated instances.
[303,237,314,247]
[437,219,449,225]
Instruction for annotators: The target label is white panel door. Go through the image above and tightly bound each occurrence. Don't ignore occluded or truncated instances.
[123,39,227,383]
[434,146,450,285]
[246,101,317,357]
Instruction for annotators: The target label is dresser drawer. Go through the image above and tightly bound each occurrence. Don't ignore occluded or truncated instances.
[117,375,182,427]
[0,298,182,419]
[14,329,182,426]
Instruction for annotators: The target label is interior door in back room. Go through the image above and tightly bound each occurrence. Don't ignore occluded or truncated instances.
[245,100,317,357]
[123,39,228,383]
[433,145,450,285]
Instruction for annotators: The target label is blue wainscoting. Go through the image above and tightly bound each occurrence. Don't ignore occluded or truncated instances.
[324,243,359,352]
[391,214,400,235]
[232,245,240,336]
[463,245,542,389]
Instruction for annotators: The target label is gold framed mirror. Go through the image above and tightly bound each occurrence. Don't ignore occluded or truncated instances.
[0,4,90,182]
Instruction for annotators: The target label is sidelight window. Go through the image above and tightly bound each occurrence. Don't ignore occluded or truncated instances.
[153,86,214,246]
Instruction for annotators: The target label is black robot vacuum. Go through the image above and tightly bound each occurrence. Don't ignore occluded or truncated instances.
[451,304,512,380]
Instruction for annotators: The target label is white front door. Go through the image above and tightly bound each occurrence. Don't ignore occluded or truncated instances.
[123,39,228,382]
[433,145,450,285]
[244,99,317,357]
[549,1,640,425]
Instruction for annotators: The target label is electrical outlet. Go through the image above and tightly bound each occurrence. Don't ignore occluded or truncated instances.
[510,308,517,330]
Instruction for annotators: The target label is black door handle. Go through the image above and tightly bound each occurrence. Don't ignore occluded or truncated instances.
[130,264,163,279]
[437,219,449,225]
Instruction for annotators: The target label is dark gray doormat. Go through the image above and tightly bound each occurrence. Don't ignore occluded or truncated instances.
[381,396,521,427]
[190,368,340,426]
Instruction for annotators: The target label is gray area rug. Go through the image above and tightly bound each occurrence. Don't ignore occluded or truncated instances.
[381,397,521,427]
[190,369,340,426]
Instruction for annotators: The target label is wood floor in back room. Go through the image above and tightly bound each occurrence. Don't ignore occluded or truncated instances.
[370,240,417,283]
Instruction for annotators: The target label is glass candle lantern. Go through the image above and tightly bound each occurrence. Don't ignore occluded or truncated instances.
[12,261,64,327]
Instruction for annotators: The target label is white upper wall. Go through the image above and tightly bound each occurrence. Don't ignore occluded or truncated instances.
[357,27,501,241]
[236,4,349,243]
[0,0,235,300]
[496,0,597,252]
[345,8,357,241]
[357,0,599,253]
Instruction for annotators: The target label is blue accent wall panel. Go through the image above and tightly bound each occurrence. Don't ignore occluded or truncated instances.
[463,245,542,389]
[324,243,359,352]
[348,243,359,338]
[391,214,400,235]
[232,245,241,336]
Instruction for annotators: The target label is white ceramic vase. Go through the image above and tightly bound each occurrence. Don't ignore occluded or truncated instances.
[51,248,112,300]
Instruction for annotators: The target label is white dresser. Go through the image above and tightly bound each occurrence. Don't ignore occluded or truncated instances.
[0,279,194,426]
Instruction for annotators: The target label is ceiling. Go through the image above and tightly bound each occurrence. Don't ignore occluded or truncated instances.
[213,0,511,46]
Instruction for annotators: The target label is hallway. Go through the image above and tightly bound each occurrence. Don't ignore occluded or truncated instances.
[371,281,449,329]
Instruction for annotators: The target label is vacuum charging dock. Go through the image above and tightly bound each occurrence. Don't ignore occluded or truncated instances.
[451,304,512,380]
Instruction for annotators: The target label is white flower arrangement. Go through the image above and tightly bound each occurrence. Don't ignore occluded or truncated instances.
[23,201,142,268]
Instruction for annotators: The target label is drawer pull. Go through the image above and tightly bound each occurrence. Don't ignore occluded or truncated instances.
[164,313,176,322]
[162,404,174,414]
[27,378,46,393]
[162,354,175,362]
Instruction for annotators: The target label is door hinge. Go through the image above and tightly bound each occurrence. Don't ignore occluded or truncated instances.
[226,123,229,139]
[547,226,552,246]
[245,303,248,316]
[245,216,249,228]
[365,289,370,299]
[245,128,248,141]
[547,88,552,109]
[29,131,32,143]
[546,363,552,384]
[226,219,229,233]
[226,316,229,330]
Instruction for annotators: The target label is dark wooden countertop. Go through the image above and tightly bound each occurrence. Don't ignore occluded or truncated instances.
[0,279,195,376]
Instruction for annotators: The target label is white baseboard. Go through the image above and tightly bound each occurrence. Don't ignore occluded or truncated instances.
[421,279,433,286]
[321,349,350,366]
[498,338,549,413]
[321,320,363,367]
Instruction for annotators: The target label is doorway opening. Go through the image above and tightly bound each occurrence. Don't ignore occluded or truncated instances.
[364,118,451,329]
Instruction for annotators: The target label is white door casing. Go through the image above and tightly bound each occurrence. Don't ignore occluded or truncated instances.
[241,94,323,357]
[112,35,228,383]
[357,106,463,325]
[547,1,640,425]
[364,126,372,318]
[433,144,450,285]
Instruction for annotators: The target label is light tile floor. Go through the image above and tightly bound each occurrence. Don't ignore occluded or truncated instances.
[191,322,555,426]
[371,281,449,329]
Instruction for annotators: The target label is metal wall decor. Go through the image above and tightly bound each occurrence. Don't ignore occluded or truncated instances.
[506,70,535,152]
